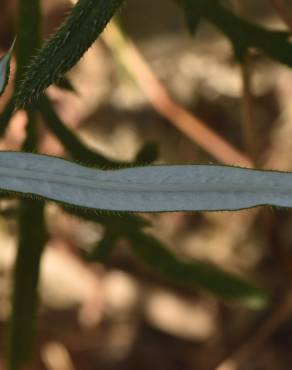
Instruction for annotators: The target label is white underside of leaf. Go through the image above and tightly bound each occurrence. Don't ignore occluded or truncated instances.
[0,152,291,211]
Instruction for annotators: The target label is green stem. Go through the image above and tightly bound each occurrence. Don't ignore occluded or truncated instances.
[0,0,41,137]
[9,199,46,370]
[22,108,39,153]
[15,0,41,82]
[0,98,15,137]
[9,110,45,370]
[8,0,45,369]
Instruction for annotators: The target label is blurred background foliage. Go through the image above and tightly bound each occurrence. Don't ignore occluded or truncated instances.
[1,0,292,369]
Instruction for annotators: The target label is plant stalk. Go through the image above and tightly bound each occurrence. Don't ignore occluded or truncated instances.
[8,0,45,369]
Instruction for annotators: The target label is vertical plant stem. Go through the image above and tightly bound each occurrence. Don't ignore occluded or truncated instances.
[9,110,45,370]
[240,55,257,162]
[1,0,41,137]
[8,0,46,369]
[232,0,258,163]
[15,0,41,82]
[270,0,292,29]
[22,108,38,153]
[0,98,15,137]
[9,199,46,370]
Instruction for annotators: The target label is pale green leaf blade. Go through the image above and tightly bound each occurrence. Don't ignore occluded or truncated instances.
[1,152,292,212]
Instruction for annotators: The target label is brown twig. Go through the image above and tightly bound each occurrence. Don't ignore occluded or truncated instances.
[232,0,258,163]
[212,291,292,370]
[101,22,253,168]
[240,56,258,163]
[270,0,292,29]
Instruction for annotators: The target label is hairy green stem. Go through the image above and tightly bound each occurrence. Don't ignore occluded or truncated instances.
[16,0,125,107]
[8,0,45,369]
[9,199,46,370]
[9,112,45,370]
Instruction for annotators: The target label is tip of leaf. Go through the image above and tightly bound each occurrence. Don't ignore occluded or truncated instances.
[240,291,270,310]
[0,37,16,97]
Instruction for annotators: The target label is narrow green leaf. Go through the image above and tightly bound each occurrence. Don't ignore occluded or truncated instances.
[54,76,77,94]
[177,0,203,33]
[0,39,16,97]
[88,230,119,262]
[15,0,124,107]
[62,205,150,232]
[134,141,159,165]
[39,96,158,168]
[38,96,125,168]
[128,232,268,308]
[180,0,292,65]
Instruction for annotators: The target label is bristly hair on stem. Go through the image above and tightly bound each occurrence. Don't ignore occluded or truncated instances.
[14,0,125,108]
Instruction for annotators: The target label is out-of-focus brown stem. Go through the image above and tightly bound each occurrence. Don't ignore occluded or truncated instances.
[270,0,292,29]
[232,0,258,163]
[102,22,253,168]
[240,55,257,162]
[212,291,292,370]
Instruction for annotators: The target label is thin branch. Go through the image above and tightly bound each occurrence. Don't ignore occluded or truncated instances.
[270,0,292,29]
[212,291,292,370]
[232,0,258,163]
[101,22,253,168]
[8,0,46,369]
[240,55,258,163]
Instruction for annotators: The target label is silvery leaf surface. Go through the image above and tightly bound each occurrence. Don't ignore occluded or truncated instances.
[0,39,15,96]
[0,151,291,212]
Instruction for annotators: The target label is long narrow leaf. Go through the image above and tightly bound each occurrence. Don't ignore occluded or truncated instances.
[180,0,292,64]
[39,96,157,168]
[0,152,292,211]
[128,232,268,307]
[88,230,119,262]
[62,205,150,232]
[38,96,124,168]
[15,0,124,107]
